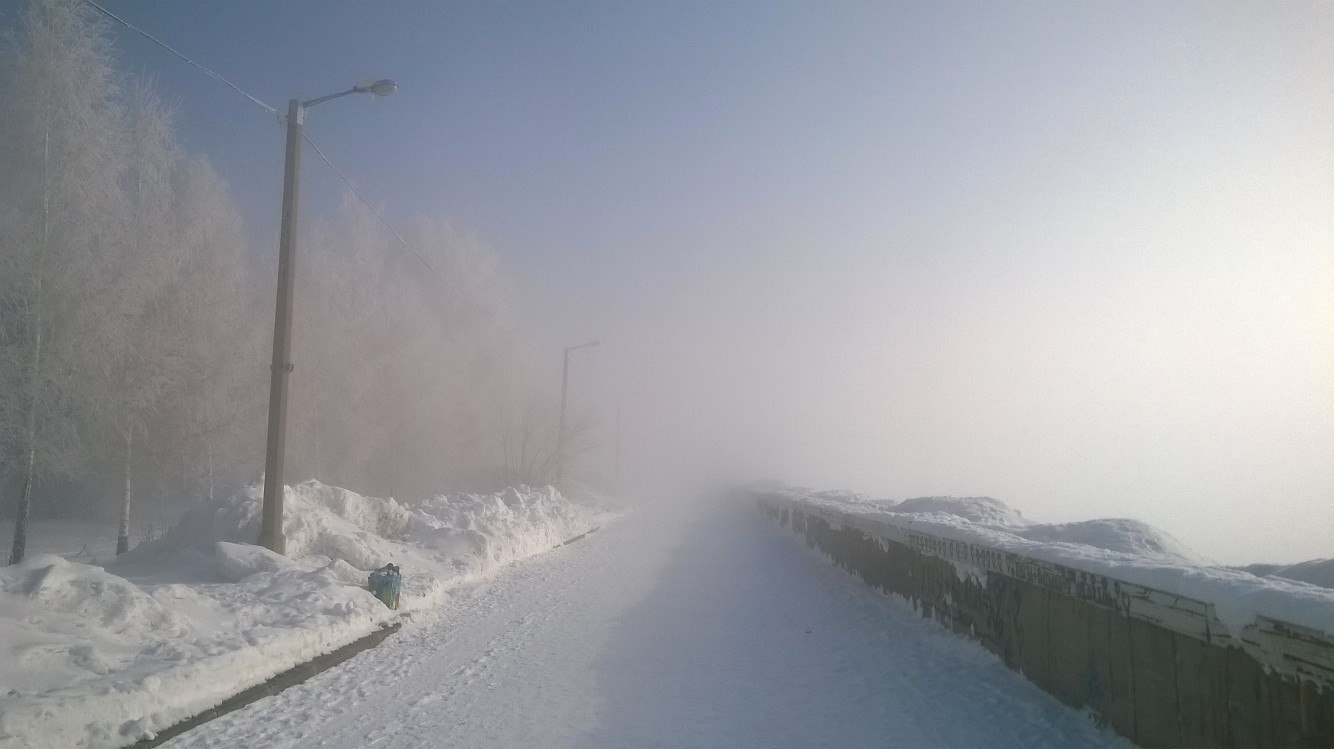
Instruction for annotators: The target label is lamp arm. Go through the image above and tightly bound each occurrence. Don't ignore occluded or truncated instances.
[302,87,359,109]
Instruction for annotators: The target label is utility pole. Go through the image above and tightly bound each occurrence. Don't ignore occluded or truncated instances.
[258,80,397,554]
[258,98,303,555]
[555,340,598,486]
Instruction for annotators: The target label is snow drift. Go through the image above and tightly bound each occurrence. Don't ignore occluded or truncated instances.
[838,492,1204,564]
[880,495,1030,529]
[1243,558,1334,590]
[1013,518,1207,565]
[0,480,602,748]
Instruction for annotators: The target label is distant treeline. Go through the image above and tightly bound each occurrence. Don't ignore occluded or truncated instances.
[1,0,584,564]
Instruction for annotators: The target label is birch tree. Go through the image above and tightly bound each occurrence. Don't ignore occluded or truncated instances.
[95,83,180,554]
[147,158,264,508]
[283,203,538,499]
[0,0,128,564]
[288,200,398,493]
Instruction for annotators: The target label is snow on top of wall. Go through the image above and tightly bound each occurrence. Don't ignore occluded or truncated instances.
[809,489,874,505]
[886,496,1030,529]
[1243,558,1334,590]
[772,488,1334,639]
[1014,518,1208,566]
[772,489,1029,528]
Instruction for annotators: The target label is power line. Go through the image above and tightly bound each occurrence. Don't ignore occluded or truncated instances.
[300,132,465,301]
[81,0,279,117]
[83,0,466,303]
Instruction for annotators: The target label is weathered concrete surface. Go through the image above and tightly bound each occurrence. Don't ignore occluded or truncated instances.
[756,492,1334,749]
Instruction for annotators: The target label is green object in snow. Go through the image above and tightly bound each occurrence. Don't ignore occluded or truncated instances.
[368,563,401,609]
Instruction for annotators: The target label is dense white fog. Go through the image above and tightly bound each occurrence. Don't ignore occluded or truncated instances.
[506,3,1334,565]
[1,0,1331,566]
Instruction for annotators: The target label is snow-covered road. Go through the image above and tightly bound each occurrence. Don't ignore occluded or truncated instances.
[165,494,1127,748]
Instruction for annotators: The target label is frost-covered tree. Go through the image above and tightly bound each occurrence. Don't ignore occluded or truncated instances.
[497,382,601,488]
[499,392,560,486]
[0,0,128,563]
[287,200,398,492]
[0,0,264,561]
[0,0,561,565]
[284,203,536,499]
[93,83,181,554]
[148,158,265,508]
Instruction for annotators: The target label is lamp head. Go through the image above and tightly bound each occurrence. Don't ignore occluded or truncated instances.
[369,79,399,97]
[354,78,399,97]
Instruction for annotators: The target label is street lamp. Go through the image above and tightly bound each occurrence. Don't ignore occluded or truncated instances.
[555,340,599,486]
[258,79,398,555]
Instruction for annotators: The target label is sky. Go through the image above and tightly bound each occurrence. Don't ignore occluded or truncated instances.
[17,0,1332,564]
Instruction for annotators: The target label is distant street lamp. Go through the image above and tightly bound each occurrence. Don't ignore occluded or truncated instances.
[555,340,599,486]
[258,79,398,555]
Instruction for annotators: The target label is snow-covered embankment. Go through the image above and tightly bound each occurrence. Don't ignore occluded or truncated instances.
[0,481,604,748]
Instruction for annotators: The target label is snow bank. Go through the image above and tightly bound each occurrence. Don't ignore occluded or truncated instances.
[0,480,601,748]
[0,520,122,566]
[1014,518,1207,565]
[786,490,1199,563]
[410,485,591,573]
[767,488,1334,640]
[886,496,1030,529]
[1243,558,1334,590]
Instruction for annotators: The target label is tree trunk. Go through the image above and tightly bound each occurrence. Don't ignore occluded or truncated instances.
[9,276,44,567]
[116,431,131,554]
[11,127,52,566]
[10,325,41,564]
[10,445,37,566]
[312,393,322,483]
[206,442,215,505]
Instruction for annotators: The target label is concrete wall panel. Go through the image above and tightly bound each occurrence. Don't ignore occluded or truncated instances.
[1172,631,1227,747]
[1129,618,1181,746]
[1045,588,1091,708]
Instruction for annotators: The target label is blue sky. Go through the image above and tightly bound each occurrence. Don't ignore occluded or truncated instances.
[20,0,1334,563]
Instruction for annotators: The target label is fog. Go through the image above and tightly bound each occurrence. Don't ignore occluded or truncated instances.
[3,0,1331,566]
[499,2,1334,565]
[597,205,1333,564]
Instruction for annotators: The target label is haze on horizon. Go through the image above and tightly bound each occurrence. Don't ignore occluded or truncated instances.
[33,0,1334,566]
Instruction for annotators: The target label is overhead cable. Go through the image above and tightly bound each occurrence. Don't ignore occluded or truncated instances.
[82,0,467,304]
[81,0,280,117]
[300,132,465,301]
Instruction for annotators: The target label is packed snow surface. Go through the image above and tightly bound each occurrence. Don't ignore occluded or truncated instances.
[772,487,1334,639]
[0,481,600,748]
[162,495,1127,749]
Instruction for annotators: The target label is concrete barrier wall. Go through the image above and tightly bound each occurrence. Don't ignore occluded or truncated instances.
[755,492,1334,748]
